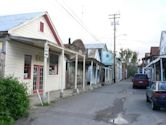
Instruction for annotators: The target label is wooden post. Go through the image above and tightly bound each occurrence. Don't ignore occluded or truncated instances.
[90,60,93,87]
[95,64,98,84]
[154,64,156,81]
[60,49,64,97]
[43,41,49,99]
[160,58,163,81]
[83,55,86,91]
[74,54,78,93]
[105,67,107,83]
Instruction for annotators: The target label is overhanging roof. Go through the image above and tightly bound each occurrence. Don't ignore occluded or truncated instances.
[146,55,166,68]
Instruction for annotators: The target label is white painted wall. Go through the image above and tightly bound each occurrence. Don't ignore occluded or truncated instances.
[9,16,58,45]
[5,40,63,95]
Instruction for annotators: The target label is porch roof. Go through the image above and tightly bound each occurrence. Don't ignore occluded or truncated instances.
[145,55,166,68]
[6,35,85,57]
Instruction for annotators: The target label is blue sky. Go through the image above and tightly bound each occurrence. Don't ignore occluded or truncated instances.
[0,0,166,59]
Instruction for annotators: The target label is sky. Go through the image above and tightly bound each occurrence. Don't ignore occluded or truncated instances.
[0,0,166,59]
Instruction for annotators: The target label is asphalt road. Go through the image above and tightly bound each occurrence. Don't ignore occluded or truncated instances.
[15,79,166,125]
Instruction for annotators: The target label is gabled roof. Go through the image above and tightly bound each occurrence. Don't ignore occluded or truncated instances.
[85,43,107,50]
[0,12,62,46]
[0,12,44,31]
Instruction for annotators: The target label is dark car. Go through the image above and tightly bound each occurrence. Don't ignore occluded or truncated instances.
[132,74,149,88]
[146,81,166,110]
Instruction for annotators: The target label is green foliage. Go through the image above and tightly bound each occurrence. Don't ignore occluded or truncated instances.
[0,76,30,124]
[119,48,138,65]
[119,48,139,77]
[127,64,138,77]
[0,112,14,125]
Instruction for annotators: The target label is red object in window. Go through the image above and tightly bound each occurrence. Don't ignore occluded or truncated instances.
[40,22,44,32]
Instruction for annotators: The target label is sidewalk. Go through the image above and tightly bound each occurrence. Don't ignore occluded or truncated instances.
[29,83,107,108]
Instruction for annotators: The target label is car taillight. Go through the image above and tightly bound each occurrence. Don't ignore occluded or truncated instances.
[153,92,160,98]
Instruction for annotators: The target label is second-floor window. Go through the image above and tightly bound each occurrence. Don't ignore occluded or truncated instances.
[40,22,44,32]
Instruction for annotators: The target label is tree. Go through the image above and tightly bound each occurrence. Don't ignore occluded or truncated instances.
[119,48,138,77]
[119,48,138,65]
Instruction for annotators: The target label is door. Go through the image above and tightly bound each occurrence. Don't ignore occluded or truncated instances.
[33,65,43,93]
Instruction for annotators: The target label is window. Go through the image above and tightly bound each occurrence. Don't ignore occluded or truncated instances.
[158,82,166,90]
[49,53,58,75]
[24,55,32,79]
[40,22,44,32]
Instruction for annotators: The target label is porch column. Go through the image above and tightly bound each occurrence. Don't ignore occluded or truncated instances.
[60,49,64,97]
[95,64,98,85]
[154,64,156,81]
[105,67,107,83]
[108,69,111,83]
[74,54,78,92]
[43,42,49,98]
[160,58,163,81]
[90,60,93,86]
[0,38,8,77]
[83,55,86,91]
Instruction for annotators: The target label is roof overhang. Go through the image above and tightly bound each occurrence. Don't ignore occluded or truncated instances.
[7,35,85,57]
[145,55,166,68]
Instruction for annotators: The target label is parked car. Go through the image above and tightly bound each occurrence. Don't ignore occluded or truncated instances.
[146,81,166,110]
[132,74,149,88]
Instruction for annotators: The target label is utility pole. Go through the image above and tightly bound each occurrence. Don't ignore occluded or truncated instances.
[109,13,120,83]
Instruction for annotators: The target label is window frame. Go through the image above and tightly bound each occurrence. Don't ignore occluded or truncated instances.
[24,55,32,79]
[49,53,59,75]
[40,22,44,32]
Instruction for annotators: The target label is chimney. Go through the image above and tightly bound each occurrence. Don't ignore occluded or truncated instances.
[68,38,71,44]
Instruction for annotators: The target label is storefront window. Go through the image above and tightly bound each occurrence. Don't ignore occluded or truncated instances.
[49,53,58,75]
[24,55,32,79]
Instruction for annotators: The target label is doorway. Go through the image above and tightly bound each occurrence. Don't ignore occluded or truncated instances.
[33,65,43,93]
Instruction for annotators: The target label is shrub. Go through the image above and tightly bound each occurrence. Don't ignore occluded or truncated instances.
[0,76,30,124]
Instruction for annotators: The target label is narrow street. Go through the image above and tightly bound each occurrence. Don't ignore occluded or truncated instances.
[15,80,166,125]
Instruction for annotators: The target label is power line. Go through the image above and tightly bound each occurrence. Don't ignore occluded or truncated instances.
[49,0,100,42]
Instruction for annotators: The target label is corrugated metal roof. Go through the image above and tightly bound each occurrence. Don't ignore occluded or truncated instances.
[0,12,45,31]
[85,43,106,49]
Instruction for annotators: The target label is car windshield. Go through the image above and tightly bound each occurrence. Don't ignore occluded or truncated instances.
[158,82,166,91]
[134,74,148,79]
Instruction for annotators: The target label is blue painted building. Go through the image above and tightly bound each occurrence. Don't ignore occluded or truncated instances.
[85,43,113,85]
